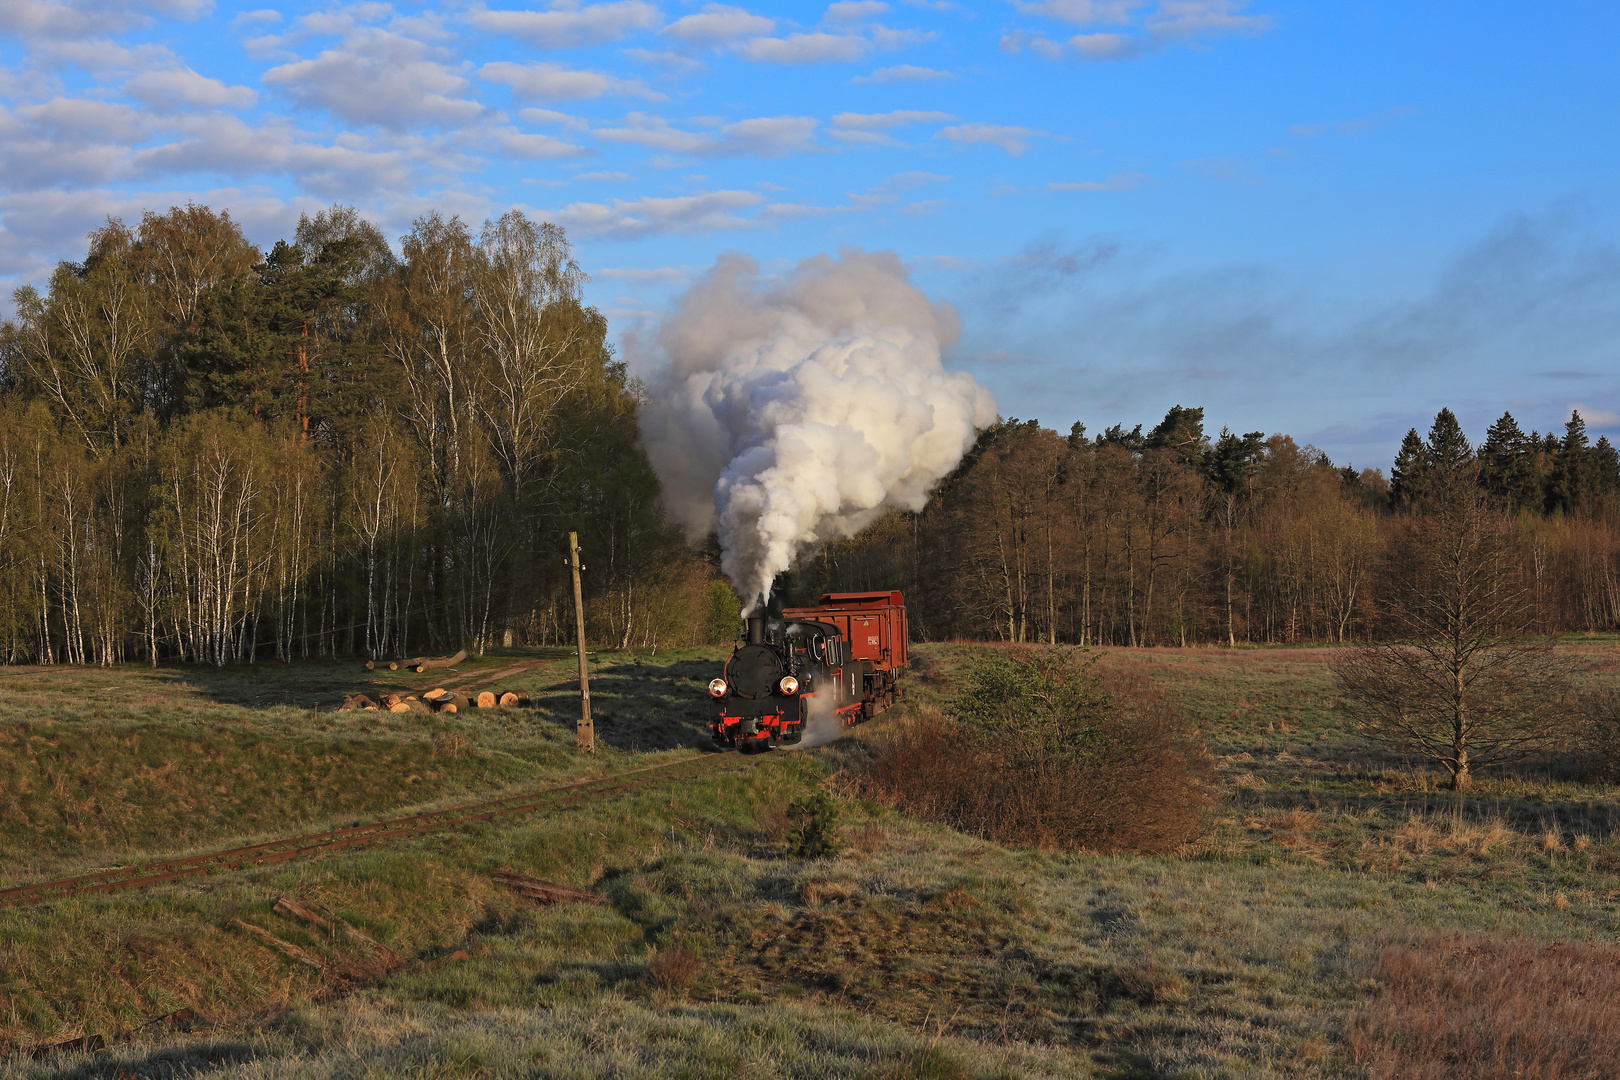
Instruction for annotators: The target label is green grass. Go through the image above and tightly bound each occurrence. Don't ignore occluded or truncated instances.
[3,642,1620,1077]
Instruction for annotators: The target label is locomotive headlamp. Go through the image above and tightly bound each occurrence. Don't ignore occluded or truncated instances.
[708,678,727,698]
[778,675,799,695]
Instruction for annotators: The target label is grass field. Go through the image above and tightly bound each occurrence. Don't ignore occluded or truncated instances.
[2,640,1618,1078]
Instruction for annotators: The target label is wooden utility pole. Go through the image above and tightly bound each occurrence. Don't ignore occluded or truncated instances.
[569,531,593,752]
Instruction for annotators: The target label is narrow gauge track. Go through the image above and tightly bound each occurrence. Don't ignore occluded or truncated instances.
[0,753,745,909]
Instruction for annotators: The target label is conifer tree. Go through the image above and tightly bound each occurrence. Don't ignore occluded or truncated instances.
[1549,410,1595,514]
[1389,428,1429,510]
[1426,408,1473,471]
[1478,411,1539,513]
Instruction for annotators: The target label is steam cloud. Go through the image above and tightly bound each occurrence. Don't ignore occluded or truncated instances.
[639,249,997,609]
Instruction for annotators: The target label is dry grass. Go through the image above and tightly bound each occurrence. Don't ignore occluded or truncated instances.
[12,641,1620,1078]
[1349,934,1620,1079]
[644,947,702,996]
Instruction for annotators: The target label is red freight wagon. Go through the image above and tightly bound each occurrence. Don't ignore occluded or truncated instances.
[708,590,909,750]
[783,590,908,678]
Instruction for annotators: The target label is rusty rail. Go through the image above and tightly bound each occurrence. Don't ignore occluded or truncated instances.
[0,753,742,909]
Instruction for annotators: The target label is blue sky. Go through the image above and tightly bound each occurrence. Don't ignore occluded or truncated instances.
[2,0,1617,470]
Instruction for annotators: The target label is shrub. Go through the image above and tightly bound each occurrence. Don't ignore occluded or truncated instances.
[784,789,843,859]
[841,649,1212,855]
[1581,689,1620,783]
[1348,934,1620,1079]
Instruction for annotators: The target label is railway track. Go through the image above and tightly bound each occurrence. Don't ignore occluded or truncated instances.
[0,752,747,909]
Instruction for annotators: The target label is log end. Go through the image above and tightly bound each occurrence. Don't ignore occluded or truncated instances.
[476,691,496,709]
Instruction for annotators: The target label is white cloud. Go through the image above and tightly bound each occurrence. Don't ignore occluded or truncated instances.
[1049,171,1144,191]
[852,63,953,82]
[1007,0,1272,60]
[1069,32,1133,57]
[0,106,131,188]
[842,169,948,209]
[128,114,416,195]
[595,113,819,157]
[825,1,888,21]
[264,29,487,131]
[936,123,1046,155]
[831,109,952,129]
[496,127,586,159]
[759,202,826,219]
[623,47,705,73]
[1012,0,1142,23]
[30,35,168,70]
[0,0,209,40]
[550,189,766,238]
[735,32,868,63]
[124,68,258,110]
[828,128,899,146]
[18,97,146,141]
[479,61,661,101]
[1147,0,1271,39]
[464,2,661,48]
[577,170,633,181]
[520,107,590,129]
[231,8,281,27]
[829,110,951,145]
[662,4,773,45]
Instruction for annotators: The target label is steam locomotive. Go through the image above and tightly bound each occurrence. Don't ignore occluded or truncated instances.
[709,591,908,750]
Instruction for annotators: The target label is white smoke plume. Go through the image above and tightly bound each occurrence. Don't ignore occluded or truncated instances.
[638,249,998,609]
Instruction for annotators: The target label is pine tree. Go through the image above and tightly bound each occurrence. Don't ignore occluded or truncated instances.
[1389,428,1429,510]
[1478,411,1538,512]
[1549,410,1594,514]
[1202,428,1267,497]
[1096,423,1144,453]
[1146,404,1207,462]
[1426,408,1473,470]
[1594,436,1620,499]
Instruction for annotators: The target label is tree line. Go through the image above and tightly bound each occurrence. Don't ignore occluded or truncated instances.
[0,203,733,666]
[5,201,1615,666]
[795,406,1620,646]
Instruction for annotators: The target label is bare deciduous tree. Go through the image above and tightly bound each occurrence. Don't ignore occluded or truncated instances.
[1334,471,1573,790]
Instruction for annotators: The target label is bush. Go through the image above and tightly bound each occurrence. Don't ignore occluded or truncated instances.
[841,649,1212,855]
[1581,690,1620,783]
[784,789,843,859]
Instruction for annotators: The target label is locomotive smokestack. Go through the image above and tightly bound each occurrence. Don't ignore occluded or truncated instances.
[746,594,766,645]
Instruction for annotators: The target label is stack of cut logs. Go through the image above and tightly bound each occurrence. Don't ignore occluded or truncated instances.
[337,688,529,714]
[363,649,468,674]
